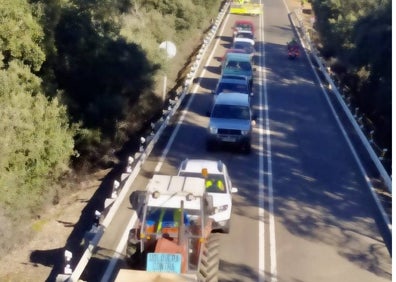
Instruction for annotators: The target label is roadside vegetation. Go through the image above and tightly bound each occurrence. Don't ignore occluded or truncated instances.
[309,0,391,162]
[0,0,223,255]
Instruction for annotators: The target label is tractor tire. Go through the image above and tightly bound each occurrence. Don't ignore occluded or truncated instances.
[221,220,230,234]
[197,233,221,282]
[126,240,141,267]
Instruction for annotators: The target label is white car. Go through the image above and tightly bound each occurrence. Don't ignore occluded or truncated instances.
[177,159,238,233]
[232,37,255,56]
[234,30,255,45]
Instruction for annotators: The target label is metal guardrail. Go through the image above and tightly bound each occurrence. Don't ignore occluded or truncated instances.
[289,9,392,194]
[56,2,231,282]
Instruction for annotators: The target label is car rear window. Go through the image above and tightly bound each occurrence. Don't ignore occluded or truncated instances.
[236,33,253,40]
[236,24,253,31]
[225,60,252,71]
[232,43,254,54]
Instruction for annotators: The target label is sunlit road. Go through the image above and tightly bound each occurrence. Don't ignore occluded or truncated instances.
[80,0,391,281]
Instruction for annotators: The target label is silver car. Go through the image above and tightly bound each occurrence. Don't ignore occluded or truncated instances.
[207,92,255,153]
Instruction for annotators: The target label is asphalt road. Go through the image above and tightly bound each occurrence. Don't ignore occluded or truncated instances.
[80,1,391,281]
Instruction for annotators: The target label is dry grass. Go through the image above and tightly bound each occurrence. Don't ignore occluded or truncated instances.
[0,171,104,282]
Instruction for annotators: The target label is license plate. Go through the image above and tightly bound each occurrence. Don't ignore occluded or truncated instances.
[221,136,236,142]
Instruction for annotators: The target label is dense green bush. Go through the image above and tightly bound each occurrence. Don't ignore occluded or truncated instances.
[0,0,45,71]
[311,0,391,153]
[0,61,76,218]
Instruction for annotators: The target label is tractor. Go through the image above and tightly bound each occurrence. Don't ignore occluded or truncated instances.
[120,174,221,281]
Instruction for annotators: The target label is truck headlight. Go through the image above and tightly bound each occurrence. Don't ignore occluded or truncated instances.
[209,126,218,134]
[241,130,249,135]
[214,205,229,213]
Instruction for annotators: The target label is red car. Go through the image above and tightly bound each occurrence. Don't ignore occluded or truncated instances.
[232,20,255,37]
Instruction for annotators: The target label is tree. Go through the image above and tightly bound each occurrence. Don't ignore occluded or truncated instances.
[311,0,391,153]
[0,61,76,216]
[0,0,45,71]
[350,0,391,148]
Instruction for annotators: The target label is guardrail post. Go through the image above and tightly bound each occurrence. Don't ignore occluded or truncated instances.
[369,131,374,143]
[358,117,364,129]
[64,250,73,275]
[139,137,146,152]
[379,148,388,160]
[346,96,351,107]
[126,156,134,173]
[111,180,120,198]
[354,107,359,118]
[94,210,102,226]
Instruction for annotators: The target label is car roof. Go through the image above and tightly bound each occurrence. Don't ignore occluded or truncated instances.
[218,77,248,84]
[225,48,247,54]
[236,30,253,34]
[234,20,254,25]
[225,52,251,61]
[179,159,225,174]
[220,74,248,81]
[215,92,250,106]
[233,38,254,44]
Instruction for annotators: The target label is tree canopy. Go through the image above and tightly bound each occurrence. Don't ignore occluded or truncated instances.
[311,0,391,155]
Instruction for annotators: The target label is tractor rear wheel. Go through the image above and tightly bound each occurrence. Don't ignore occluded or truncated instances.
[197,233,221,282]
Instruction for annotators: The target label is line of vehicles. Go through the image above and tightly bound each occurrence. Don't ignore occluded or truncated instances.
[115,13,259,282]
[207,19,257,154]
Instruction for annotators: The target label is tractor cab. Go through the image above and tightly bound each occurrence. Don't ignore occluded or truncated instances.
[127,175,215,274]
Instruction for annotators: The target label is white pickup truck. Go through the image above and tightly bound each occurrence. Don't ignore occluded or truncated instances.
[178,159,238,233]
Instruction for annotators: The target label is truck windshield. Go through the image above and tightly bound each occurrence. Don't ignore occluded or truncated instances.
[212,104,250,120]
[217,82,249,94]
[178,172,226,194]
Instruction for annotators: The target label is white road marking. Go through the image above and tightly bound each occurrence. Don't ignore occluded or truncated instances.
[259,0,278,281]
[257,1,266,281]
